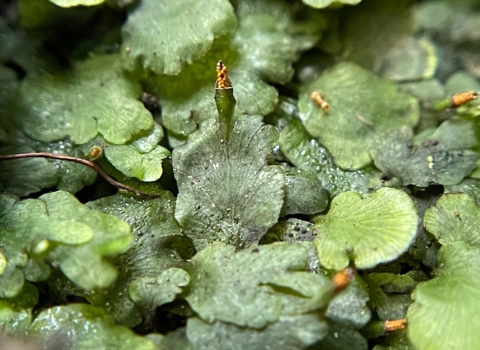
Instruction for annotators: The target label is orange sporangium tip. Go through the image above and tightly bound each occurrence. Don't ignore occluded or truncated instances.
[332,267,355,292]
[450,91,478,108]
[310,91,329,112]
[384,318,407,332]
[215,60,231,89]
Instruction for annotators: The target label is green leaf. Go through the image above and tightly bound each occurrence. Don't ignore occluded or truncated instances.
[0,191,131,296]
[0,283,38,335]
[173,116,284,250]
[261,219,319,244]
[424,193,480,246]
[302,0,362,9]
[48,0,104,7]
[121,0,237,75]
[86,193,190,326]
[379,37,437,82]
[407,242,480,350]
[0,131,98,197]
[128,267,190,309]
[187,314,328,350]
[105,145,170,182]
[325,275,371,328]
[283,168,328,215]
[15,54,153,145]
[279,118,372,197]
[299,62,419,169]
[40,191,132,290]
[185,242,333,328]
[313,188,418,270]
[30,304,156,350]
[149,0,323,137]
[372,124,478,187]
[322,0,414,71]
[364,273,420,320]
[314,321,368,350]
[444,179,480,204]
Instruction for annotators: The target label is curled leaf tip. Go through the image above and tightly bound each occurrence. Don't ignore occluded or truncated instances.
[310,91,329,112]
[216,60,232,89]
[450,91,478,108]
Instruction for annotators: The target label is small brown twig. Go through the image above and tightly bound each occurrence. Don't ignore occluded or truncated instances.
[0,152,159,197]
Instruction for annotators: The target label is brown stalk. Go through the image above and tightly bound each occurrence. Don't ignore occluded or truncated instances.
[0,152,159,197]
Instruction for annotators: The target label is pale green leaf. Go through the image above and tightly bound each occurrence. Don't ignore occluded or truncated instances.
[48,0,104,7]
[424,193,480,246]
[105,145,170,182]
[314,188,418,270]
[379,37,437,82]
[302,0,362,9]
[407,242,480,350]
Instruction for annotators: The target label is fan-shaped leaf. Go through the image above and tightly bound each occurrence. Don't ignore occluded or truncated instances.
[299,62,419,169]
[314,188,418,270]
[185,242,333,328]
[407,242,480,350]
[121,0,236,75]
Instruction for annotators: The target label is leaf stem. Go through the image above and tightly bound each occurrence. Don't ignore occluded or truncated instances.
[0,152,159,197]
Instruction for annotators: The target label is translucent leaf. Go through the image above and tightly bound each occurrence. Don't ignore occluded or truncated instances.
[299,62,419,169]
[379,37,437,82]
[322,0,414,72]
[302,0,362,9]
[48,0,104,7]
[105,145,170,182]
[30,304,156,350]
[186,314,328,350]
[424,193,480,246]
[86,193,190,326]
[14,54,153,145]
[372,125,478,187]
[314,188,418,270]
[173,116,285,250]
[407,242,480,350]
[121,0,237,75]
[185,242,333,328]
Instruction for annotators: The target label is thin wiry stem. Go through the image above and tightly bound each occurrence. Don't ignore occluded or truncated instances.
[0,152,159,197]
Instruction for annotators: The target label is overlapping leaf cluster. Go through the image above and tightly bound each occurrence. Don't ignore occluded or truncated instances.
[2,0,480,349]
